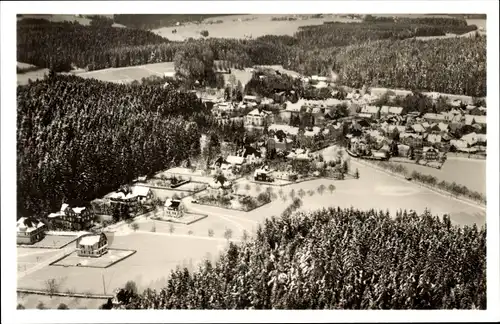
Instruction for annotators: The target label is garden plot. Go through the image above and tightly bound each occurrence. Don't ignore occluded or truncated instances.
[17,234,78,249]
[51,249,136,268]
[18,233,228,295]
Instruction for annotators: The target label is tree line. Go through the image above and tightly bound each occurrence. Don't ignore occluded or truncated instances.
[17,74,207,218]
[115,207,486,309]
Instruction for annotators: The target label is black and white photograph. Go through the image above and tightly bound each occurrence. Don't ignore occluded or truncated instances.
[1,1,499,323]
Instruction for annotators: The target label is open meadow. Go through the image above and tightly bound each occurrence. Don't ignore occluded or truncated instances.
[152,14,356,40]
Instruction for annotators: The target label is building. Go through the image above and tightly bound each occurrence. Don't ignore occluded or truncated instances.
[423,113,446,123]
[77,233,108,257]
[269,124,299,137]
[360,105,380,117]
[214,102,235,115]
[426,134,442,145]
[131,186,153,203]
[380,106,404,116]
[17,217,46,245]
[163,199,184,218]
[254,166,274,182]
[244,108,274,126]
[411,124,426,134]
[243,95,259,105]
[464,115,487,126]
[48,203,93,231]
[400,133,423,147]
[225,155,245,169]
[422,147,439,161]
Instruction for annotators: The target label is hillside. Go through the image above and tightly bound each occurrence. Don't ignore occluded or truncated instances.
[118,207,486,309]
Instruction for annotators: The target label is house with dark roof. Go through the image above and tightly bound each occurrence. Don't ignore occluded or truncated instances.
[17,217,46,244]
[48,203,93,231]
[163,199,184,218]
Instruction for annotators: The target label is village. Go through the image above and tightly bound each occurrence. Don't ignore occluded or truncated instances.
[16,62,487,309]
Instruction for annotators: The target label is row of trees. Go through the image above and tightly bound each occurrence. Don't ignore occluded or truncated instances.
[371,161,486,204]
[116,207,486,309]
[17,75,206,217]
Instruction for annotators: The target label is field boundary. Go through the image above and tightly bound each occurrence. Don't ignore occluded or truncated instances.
[17,289,112,300]
[151,213,208,225]
[17,236,79,250]
[49,248,137,269]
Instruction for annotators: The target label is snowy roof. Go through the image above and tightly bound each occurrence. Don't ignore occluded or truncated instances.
[412,124,426,133]
[17,217,45,233]
[79,235,102,246]
[438,122,449,132]
[269,124,299,136]
[72,207,86,214]
[400,132,422,139]
[132,186,151,197]
[423,113,446,121]
[426,134,442,143]
[313,81,328,89]
[285,99,305,112]
[465,115,486,125]
[357,113,373,119]
[61,203,69,212]
[361,105,379,114]
[450,139,468,148]
[164,199,181,209]
[226,155,245,165]
[304,127,321,137]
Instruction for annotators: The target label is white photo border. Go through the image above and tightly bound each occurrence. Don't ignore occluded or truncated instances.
[2,1,499,323]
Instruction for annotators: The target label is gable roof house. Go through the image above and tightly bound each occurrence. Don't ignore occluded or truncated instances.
[423,113,446,123]
[48,203,93,231]
[464,115,487,126]
[360,105,380,116]
[426,134,442,144]
[163,199,185,218]
[411,124,426,134]
[380,106,404,116]
[77,233,108,258]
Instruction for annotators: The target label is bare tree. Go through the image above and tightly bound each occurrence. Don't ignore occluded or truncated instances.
[188,230,193,235]
[298,188,306,199]
[208,228,214,237]
[224,228,233,241]
[242,230,249,241]
[317,184,326,195]
[278,188,284,198]
[244,183,251,192]
[44,278,60,298]
[307,189,315,197]
[328,184,336,194]
[168,223,175,234]
[130,222,139,232]
[289,189,296,200]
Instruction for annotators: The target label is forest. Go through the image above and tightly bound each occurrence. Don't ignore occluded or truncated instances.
[16,75,209,217]
[17,17,485,96]
[113,207,486,309]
